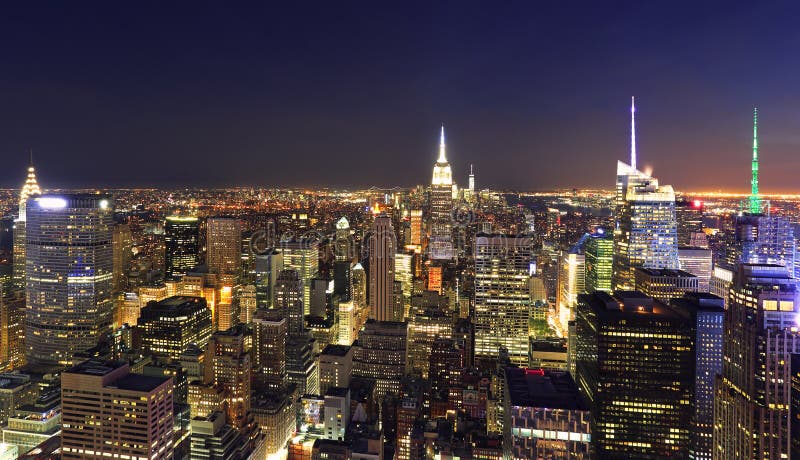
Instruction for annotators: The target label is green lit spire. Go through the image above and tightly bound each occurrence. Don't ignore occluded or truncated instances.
[749,107,760,214]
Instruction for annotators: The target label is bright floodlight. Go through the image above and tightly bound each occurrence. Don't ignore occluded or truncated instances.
[37,197,67,209]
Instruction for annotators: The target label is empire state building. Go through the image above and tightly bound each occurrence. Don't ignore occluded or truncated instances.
[429,125,454,260]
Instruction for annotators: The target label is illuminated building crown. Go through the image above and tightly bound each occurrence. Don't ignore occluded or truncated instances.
[432,125,452,186]
[19,154,42,220]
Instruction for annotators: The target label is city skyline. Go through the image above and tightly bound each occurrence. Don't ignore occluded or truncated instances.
[3,3,800,191]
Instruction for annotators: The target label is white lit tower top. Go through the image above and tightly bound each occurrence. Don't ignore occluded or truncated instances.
[432,125,453,186]
[18,152,42,221]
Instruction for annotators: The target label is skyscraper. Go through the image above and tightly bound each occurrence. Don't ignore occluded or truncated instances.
[678,246,713,291]
[12,158,41,289]
[713,264,800,459]
[556,250,585,334]
[584,229,613,294]
[112,223,133,292]
[164,216,200,280]
[613,98,679,291]
[137,296,213,360]
[204,325,251,426]
[473,233,533,366]
[669,293,724,460]
[278,238,319,315]
[369,214,396,321]
[429,126,454,260]
[575,291,694,458]
[252,308,287,391]
[61,360,174,460]
[26,194,114,368]
[206,217,241,276]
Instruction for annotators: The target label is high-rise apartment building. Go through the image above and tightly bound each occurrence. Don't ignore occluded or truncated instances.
[164,216,200,280]
[406,308,453,379]
[206,217,241,276]
[0,294,25,371]
[429,126,454,260]
[369,214,396,321]
[26,194,114,368]
[61,360,174,460]
[575,290,694,458]
[254,249,283,309]
[713,264,800,459]
[474,233,533,366]
[319,344,353,396]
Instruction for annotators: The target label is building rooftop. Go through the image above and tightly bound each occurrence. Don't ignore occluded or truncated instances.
[505,367,589,411]
[635,267,696,278]
[66,359,126,377]
[530,338,567,353]
[113,373,170,392]
[325,386,349,398]
[321,344,351,357]
[580,290,683,318]
[0,374,30,390]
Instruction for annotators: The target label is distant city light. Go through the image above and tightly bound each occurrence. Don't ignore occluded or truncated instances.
[99,199,109,209]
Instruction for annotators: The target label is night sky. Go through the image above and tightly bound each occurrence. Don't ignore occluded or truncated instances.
[2,2,800,192]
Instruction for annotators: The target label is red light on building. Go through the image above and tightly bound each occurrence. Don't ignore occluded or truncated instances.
[524,368,545,376]
[692,199,703,208]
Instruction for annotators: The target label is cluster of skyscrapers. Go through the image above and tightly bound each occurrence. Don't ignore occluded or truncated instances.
[0,100,799,460]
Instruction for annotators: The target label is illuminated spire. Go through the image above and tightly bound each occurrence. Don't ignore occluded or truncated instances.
[19,151,42,221]
[630,96,637,171]
[437,124,447,163]
[749,107,760,214]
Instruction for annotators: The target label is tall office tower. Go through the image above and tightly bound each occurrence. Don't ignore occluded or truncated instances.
[468,164,475,192]
[165,216,200,279]
[749,107,761,214]
[713,264,800,459]
[634,267,699,302]
[584,229,613,294]
[278,239,319,315]
[429,338,462,394]
[0,294,25,371]
[669,293,724,460]
[319,344,353,396]
[575,291,694,458]
[556,251,585,334]
[352,320,407,401]
[12,158,41,289]
[112,223,133,292]
[369,214,396,321]
[409,209,423,247]
[613,98,679,291]
[678,246,713,291]
[352,262,367,309]
[274,269,319,395]
[395,252,413,317]
[727,214,796,275]
[429,126,455,260]
[61,360,174,460]
[252,308,287,390]
[25,194,113,368]
[474,233,533,366]
[206,217,241,276]
[190,411,265,460]
[275,269,305,337]
[675,199,704,246]
[406,308,453,379]
[238,284,257,324]
[138,296,213,360]
[334,217,351,262]
[503,368,592,459]
[204,326,251,426]
[254,249,283,309]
